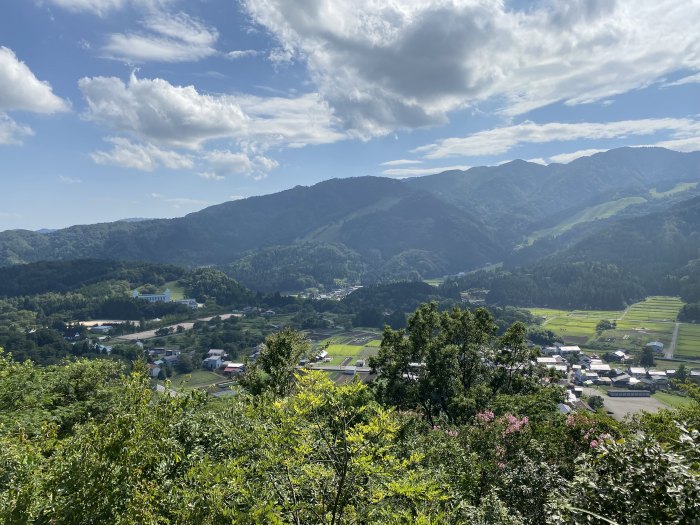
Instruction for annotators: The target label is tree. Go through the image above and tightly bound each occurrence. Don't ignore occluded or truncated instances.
[371,303,544,425]
[588,395,604,411]
[640,346,656,368]
[241,328,311,397]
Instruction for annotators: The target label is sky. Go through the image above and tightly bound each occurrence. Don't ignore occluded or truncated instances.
[1,0,700,231]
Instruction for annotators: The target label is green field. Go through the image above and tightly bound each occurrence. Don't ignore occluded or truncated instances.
[525,196,647,245]
[528,297,684,351]
[162,280,186,300]
[166,370,223,390]
[676,324,700,358]
[315,329,382,366]
[652,392,695,409]
[649,181,698,199]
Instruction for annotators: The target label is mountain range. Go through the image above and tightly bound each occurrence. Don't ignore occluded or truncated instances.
[1,147,699,291]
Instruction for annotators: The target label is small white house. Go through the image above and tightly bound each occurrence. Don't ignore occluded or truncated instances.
[646,341,664,353]
[203,356,223,370]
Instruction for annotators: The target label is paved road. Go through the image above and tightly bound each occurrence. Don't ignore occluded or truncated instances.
[666,322,680,359]
[116,313,239,341]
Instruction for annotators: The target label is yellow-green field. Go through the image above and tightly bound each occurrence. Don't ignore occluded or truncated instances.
[528,297,690,355]
[316,330,381,366]
[676,324,700,358]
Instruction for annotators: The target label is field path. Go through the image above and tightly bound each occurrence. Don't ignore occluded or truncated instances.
[666,322,680,359]
[617,304,631,322]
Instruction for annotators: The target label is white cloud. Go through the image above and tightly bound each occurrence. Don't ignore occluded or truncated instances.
[380,159,422,166]
[102,12,218,62]
[663,72,700,87]
[203,149,278,179]
[0,47,69,113]
[414,118,700,159]
[0,114,34,145]
[229,195,244,201]
[381,164,471,178]
[149,192,208,209]
[526,158,548,165]
[45,0,169,16]
[91,137,193,170]
[650,136,700,153]
[79,72,345,150]
[243,0,700,136]
[226,49,260,60]
[548,148,608,164]
[197,171,224,181]
[58,175,82,184]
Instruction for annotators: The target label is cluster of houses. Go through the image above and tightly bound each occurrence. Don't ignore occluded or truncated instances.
[202,348,245,376]
[535,343,699,392]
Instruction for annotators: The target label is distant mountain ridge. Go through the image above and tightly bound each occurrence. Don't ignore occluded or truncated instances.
[1,147,699,290]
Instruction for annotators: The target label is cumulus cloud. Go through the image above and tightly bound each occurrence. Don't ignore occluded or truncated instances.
[0,47,69,113]
[0,114,34,145]
[243,0,700,136]
[102,12,218,62]
[79,72,345,150]
[203,149,279,179]
[381,164,471,178]
[414,118,700,159]
[91,137,194,170]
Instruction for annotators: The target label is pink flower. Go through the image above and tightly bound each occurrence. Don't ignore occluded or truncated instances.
[445,430,459,437]
[497,462,506,470]
[566,414,575,426]
[590,440,599,448]
[476,410,495,423]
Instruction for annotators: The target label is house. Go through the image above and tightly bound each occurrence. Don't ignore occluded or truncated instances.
[208,349,227,358]
[590,362,612,377]
[648,370,668,384]
[223,362,245,376]
[147,364,161,378]
[203,356,223,370]
[261,310,276,318]
[606,350,629,362]
[612,373,631,387]
[557,345,581,356]
[541,346,560,356]
[315,350,328,362]
[646,341,664,353]
[536,356,568,374]
[628,367,647,377]
[175,298,198,309]
[595,377,612,386]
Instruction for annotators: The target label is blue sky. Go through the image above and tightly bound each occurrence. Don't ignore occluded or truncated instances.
[1,0,700,230]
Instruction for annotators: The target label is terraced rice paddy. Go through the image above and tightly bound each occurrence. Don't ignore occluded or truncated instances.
[618,296,683,326]
[529,297,685,351]
[676,324,700,359]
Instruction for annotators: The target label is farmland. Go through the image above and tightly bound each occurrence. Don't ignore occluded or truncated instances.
[529,297,698,359]
[676,323,700,358]
[315,329,382,366]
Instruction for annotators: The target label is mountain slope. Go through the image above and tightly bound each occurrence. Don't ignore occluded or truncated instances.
[407,147,700,244]
[0,177,501,275]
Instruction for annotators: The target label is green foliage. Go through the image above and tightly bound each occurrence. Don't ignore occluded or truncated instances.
[370,303,553,425]
[181,267,252,305]
[240,327,312,397]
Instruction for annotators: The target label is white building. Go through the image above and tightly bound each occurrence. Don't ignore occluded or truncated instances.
[133,288,171,303]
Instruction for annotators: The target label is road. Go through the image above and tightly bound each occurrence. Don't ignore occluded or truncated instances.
[666,322,680,358]
[115,313,239,341]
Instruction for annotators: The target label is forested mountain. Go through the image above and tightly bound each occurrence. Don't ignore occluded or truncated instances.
[0,177,501,279]
[408,147,700,244]
[0,147,699,293]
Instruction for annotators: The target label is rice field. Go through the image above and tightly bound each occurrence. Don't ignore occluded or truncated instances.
[675,323,700,358]
[528,297,683,350]
[618,296,683,325]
